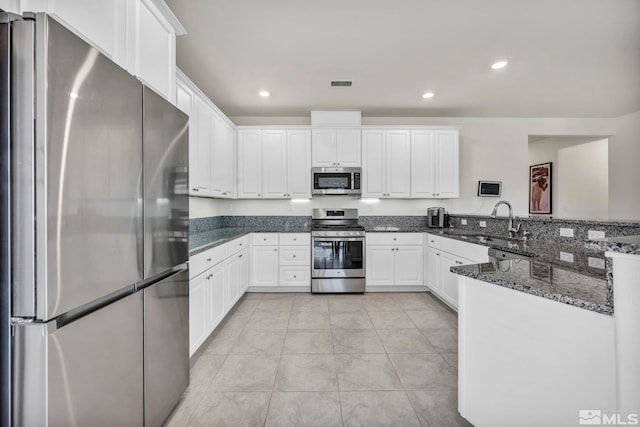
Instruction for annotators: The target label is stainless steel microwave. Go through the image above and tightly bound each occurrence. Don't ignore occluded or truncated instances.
[312,167,361,195]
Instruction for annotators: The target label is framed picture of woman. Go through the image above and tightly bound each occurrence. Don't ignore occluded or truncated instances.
[529,162,552,214]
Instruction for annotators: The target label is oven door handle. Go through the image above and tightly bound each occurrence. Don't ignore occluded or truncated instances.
[312,237,365,243]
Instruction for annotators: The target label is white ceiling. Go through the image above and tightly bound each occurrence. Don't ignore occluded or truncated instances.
[166,0,640,118]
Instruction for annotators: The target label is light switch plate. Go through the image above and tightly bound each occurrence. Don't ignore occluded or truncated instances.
[461,219,467,225]
[479,221,486,228]
[560,228,574,237]
[588,230,605,240]
[588,257,606,269]
[560,251,574,263]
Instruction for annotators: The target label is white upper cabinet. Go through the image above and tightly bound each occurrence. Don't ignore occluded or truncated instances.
[20,0,127,66]
[385,130,411,198]
[362,130,410,198]
[178,71,237,199]
[435,131,459,198]
[361,130,385,197]
[132,0,177,101]
[411,129,459,198]
[237,128,311,199]
[237,130,263,198]
[410,131,436,198]
[336,129,362,166]
[191,97,213,196]
[262,130,288,198]
[312,129,361,167]
[211,113,235,198]
[286,130,312,198]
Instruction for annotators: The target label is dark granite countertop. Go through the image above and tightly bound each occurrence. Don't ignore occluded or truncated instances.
[451,259,612,315]
[588,235,640,255]
[190,226,311,255]
[430,230,612,315]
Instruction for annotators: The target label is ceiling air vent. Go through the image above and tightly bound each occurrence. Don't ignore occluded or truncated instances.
[331,81,352,87]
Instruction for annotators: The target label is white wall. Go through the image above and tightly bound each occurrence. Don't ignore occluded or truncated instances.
[557,139,609,218]
[610,111,640,220]
[528,136,608,218]
[222,116,615,218]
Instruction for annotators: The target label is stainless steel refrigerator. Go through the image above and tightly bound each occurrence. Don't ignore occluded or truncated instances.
[1,12,189,427]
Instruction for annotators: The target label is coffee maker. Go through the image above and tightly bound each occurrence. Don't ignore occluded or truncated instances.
[427,207,448,228]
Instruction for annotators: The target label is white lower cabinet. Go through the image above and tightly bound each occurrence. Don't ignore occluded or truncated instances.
[188,236,251,356]
[251,233,311,288]
[251,245,280,287]
[426,233,489,310]
[366,233,424,289]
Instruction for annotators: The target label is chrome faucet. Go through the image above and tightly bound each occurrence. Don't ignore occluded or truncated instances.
[491,200,521,238]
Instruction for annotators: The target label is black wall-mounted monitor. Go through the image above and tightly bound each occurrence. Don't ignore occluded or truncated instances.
[478,181,502,197]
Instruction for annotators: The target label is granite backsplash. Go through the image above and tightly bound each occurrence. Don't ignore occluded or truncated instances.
[448,214,640,242]
[191,215,311,232]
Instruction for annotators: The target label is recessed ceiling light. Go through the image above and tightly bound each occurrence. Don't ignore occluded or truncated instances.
[422,92,434,99]
[258,90,270,97]
[491,61,508,70]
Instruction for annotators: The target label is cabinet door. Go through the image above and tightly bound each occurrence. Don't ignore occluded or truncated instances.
[190,97,212,195]
[237,130,262,198]
[209,263,226,332]
[134,0,175,101]
[239,249,250,294]
[287,130,311,198]
[211,113,235,198]
[251,246,279,287]
[311,129,336,167]
[427,248,442,296]
[262,130,288,198]
[365,246,395,287]
[336,129,361,167]
[395,245,424,286]
[439,252,459,308]
[226,252,243,308]
[189,273,207,356]
[385,130,411,198]
[411,130,436,198]
[434,131,459,198]
[362,130,385,198]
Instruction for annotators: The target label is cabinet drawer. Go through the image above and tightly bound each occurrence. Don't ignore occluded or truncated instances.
[190,245,226,279]
[367,233,424,246]
[427,234,443,249]
[279,233,310,246]
[279,246,310,266]
[279,267,310,286]
[226,235,250,257]
[252,233,279,246]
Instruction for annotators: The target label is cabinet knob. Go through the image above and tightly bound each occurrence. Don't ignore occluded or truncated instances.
[293,238,297,241]
[293,275,297,279]
[393,238,397,241]
[430,240,434,243]
[263,238,267,241]
[239,254,243,258]
[293,254,296,258]
[258,194,261,197]
[437,253,440,256]
[206,258,211,262]
[275,249,278,252]
[436,193,440,196]
[337,162,340,166]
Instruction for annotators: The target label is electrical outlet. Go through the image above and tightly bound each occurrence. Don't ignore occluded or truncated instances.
[588,230,605,240]
[479,221,486,228]
[461,219,467,225]
[559,251,574,263]
[588,257,605,269]
[559,228,574,237]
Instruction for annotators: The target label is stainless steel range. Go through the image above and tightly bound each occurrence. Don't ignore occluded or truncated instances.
[311,209,365,293]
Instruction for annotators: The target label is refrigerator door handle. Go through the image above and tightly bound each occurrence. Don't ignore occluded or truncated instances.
[136,264,188,291]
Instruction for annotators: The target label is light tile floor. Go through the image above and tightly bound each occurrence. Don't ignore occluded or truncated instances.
[165,292,472,427]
